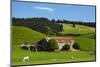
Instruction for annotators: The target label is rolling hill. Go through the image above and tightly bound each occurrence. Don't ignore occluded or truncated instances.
[62,23,95,35]
[12,26,46,46]
[62,24,96,52]
[12,24,96,66]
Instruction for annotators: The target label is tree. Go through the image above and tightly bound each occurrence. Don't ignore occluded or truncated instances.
[48,39,59,51]
[72,23,76,28]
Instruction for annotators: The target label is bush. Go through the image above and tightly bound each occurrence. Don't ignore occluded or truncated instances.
[73,42,80,49]
[62,44,70,50]
[48,39,59,51]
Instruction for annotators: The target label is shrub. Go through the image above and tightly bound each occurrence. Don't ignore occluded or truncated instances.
[63,44,70,50]
[48,39,59,51]
[73,42,80,49]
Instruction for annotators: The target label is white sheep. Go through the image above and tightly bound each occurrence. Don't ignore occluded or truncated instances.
[23,56,30,62]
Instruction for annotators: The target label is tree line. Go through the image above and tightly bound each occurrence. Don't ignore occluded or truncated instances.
[12,17,63,35]
[12,17,95,35]
[56,20,96,27]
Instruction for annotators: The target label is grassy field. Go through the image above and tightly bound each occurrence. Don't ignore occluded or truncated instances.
[62,24,95,35]
[12,24,96,66]
[12,48,95,65]
[12,26,46,46]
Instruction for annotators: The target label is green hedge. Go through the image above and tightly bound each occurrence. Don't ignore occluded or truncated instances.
[73,42,80,49]
[63,44,70,50]
[48,39,59,51]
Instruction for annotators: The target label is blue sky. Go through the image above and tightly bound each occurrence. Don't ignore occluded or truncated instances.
[12,1,96,22]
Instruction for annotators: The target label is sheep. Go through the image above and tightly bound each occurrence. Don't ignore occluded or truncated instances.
[23,56,30,62]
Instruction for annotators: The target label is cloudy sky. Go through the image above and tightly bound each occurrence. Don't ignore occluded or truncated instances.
[12,1,96,22]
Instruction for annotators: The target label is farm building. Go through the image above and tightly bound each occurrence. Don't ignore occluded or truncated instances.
[20,39,50,52]
[20,37,79,52]
[47,37,79,51]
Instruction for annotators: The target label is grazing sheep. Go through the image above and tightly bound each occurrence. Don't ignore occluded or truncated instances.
[23,56,30,62]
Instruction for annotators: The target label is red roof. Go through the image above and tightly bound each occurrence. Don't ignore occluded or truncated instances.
[52,37,75,43]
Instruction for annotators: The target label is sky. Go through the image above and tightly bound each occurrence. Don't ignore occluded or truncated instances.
[12,1,96,22]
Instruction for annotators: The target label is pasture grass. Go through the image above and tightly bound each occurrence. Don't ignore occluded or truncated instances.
[62,24,95,35]
[12,26,46,46]
[12,48,95,65]
[12,24,96,66]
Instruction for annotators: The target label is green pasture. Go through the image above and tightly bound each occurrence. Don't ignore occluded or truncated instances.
[12,24,96,66]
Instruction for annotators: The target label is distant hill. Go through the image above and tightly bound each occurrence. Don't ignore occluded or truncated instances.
[62,23,95,35]
[12,26,46,46]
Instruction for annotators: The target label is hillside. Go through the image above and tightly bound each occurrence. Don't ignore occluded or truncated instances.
[12,26,46,46]
[49,24,95,52]
[12,18,63,34]
[62,24,95,35]
[62,24,96,52]
[12,24,96,66]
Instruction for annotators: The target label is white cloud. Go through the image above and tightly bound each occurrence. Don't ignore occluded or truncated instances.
[34,6,54,12]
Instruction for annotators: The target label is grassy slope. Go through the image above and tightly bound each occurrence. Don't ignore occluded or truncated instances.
[12,26,46,46]
[62,24,96,52]
[12,26,47,65]
[12,24,96,65]
[62,24,95,34]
